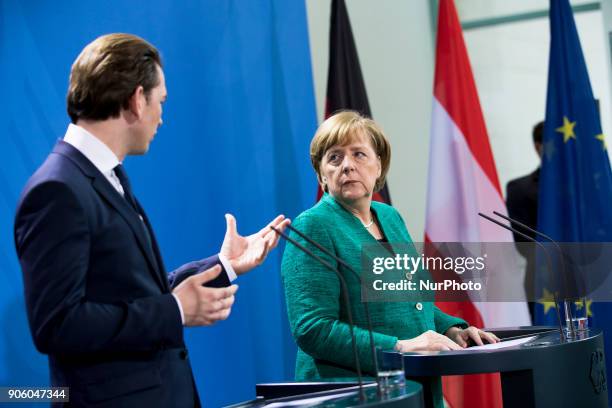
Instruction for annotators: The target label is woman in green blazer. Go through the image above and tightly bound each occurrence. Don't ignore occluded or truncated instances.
[281,111,499,407]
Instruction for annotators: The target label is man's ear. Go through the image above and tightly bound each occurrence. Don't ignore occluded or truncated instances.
[128,85,146,120]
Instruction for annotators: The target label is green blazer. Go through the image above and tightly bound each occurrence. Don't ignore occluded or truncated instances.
[281,194,467,407]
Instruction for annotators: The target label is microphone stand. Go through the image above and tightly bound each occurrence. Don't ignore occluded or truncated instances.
[283,225,380,387]
[478,213,567,341]
[271,226,367,402]
[492,211,581,338]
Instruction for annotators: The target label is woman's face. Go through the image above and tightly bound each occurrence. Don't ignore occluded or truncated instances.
[320,131,381,205]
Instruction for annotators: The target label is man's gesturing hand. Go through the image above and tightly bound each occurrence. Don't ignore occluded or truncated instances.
[220,214,290,275]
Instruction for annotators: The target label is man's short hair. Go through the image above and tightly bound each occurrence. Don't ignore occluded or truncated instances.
[533,121,544,145]
[67,33,162,123]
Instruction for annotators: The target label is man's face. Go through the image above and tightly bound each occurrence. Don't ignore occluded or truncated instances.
[129,65,167,155]
[535,141,543,159]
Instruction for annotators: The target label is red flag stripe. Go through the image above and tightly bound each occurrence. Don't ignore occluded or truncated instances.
[424,234,502,408]
[433,0,502,197]
[426,1,530,407]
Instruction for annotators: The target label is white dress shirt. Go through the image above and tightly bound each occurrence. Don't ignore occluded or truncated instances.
[63,123,236,325]
[64,123,123,195]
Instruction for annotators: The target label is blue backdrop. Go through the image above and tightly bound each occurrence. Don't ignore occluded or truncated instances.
[0,1,318,406]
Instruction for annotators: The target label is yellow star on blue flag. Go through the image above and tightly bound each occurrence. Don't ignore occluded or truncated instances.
[555,116,576,143]
[575,298,593,317]
[595,134,606,150]
[537,288,557,315]
[538,0,612,386]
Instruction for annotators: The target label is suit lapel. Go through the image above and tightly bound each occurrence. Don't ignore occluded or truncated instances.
[374,205,413,257]
[53,141,167,291]
[135,198,170,292]
[374,208,399,242]
[91,177,167,290]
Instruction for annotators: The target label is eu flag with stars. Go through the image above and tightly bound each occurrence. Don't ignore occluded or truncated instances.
[537,0,612,384]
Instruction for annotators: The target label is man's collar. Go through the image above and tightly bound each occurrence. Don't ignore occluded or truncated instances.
[63,123,121,174]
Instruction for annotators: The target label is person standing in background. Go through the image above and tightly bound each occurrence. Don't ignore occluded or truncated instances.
[506,121,544,323]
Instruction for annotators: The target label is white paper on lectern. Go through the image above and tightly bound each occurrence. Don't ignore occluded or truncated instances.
[466,336,537,351]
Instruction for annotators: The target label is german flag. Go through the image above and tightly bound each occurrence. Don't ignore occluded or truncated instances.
[317,0,391,204]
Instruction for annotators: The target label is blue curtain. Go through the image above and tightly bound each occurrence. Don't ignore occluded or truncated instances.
[0,1,317,406]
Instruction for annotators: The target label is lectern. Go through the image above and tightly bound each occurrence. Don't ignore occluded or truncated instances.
[399,327,608,408]
[226,381,424,407]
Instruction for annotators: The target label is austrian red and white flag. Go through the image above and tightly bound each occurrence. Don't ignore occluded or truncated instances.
[425,1,530,407]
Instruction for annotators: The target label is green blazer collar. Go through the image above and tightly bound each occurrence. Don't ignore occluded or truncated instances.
[319,193,402,243]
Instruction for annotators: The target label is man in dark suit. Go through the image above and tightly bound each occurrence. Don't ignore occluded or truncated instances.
[506,121,543,324]
[13,33,289,407]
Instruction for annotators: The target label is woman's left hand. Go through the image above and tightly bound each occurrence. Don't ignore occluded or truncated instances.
[444,326,500,348]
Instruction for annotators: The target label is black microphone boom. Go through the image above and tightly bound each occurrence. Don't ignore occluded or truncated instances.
[271,225,367,402]
[477,212,566,341]
[492,210,580,336]
[284,224,379,379]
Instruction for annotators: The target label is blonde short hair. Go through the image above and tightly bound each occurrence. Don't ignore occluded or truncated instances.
[310,111,391,192]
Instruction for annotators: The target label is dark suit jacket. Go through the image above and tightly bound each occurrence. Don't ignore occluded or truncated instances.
[14,141,230,407]
[506,168,539,298]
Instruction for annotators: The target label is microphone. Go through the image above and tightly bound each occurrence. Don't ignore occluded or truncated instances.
[271,225,367,402]
[492,211,582,336]
[283,224,379,379]
[477,212,567,341]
